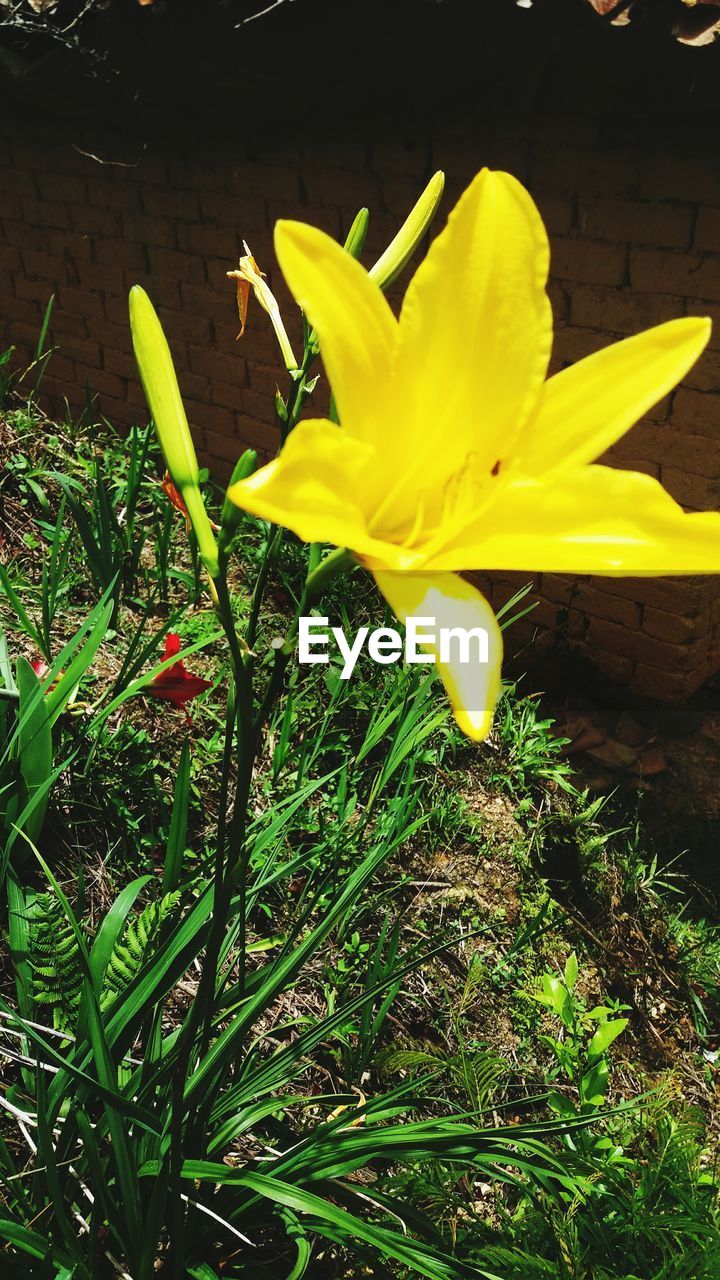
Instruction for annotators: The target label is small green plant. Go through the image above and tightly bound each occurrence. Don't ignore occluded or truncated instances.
[490,690,576,798]
[529,953,629,1153]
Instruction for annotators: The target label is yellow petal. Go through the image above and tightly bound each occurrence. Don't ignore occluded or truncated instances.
[377,169,551,525]
[227,419,411,568]
[426,465,720,575]
[519,317,712,476]
[274,221,397,441]
[372,569,503,741]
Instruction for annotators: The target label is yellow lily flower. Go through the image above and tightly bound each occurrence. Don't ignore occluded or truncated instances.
[227,241,298,373]
[228,168,720,741]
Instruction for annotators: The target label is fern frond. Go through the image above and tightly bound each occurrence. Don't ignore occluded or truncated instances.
[30,892,82,1032]
[101,891,181,1009]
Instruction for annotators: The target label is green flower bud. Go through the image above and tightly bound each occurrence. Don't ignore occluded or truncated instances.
[369,171,445,292]
[343,207,369,261]
[219,449,257,559]
[129,285,219,577]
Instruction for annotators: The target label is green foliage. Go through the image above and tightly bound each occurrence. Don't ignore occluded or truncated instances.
[31,890,83,1031]
[490,688,576,797]
[101,890,182,1009]
[0,300,718,1280]
[30,889,183,1031]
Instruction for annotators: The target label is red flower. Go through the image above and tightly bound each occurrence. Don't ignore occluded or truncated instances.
[30,659,65,695]
[146,634,211,724]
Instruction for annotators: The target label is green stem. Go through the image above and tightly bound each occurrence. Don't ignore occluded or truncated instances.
[246,524,282,651]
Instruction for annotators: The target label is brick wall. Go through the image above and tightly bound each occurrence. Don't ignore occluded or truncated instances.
[1,115,720,704]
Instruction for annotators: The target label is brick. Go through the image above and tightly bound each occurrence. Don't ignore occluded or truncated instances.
[43,307,87,340]
[1,296,44,327]
[683,347,720,393]
[575,586,642,629]
[3,217,46,250]
[632,662,705,702]
[0,190,22,220]
[211,379,246,410]
[523,113,602,147]
[159,310,213,347]
[269,204,339,247]
[592,650,636,684]
[22,197,69,230]
[231,161,300,202]
[143,187,200,221]
[0,244,22,272]
[644,606,704,644]
[94,237,147,272]
[74,364,126,399]
[91,396,138,428]
[76,205,122,238]
[450,138,530,183]
[56,287,105,320]
[46,230,93,262]
[599,575,708,614]
[24,347,75,382]
[180,282,225,319]
[22,249,66,283]
[78,261,127,297]
[123,212,176,248]
[606,456,661,480]
[37,377,82,410]
[119,276,179,311]
[534,192,575,235]
[176,223,240,259]
[86,318,131,349]
[662,466,720,511]
[188,344,245,384]
[630,249,720,303]
[579,198,694,249]
[234,418,279,454]
[532,146,637,196]
[238,385,284,427]
[694,303,720,351]
[371,139,431,179]
[1,170,37,198]
[570,284,686,335]
[547,281,569,325]
[103,347,137,381]
[199,191,267,230]
[146,245,205,284]
[36,172,87,205]
[672,388,720,436]
[186,401,236,439]
[381,173,430,220]
[248,362,283,396]
[84,178,141,215]
[54,334,101,366]
[216,319,284,365]
[125,379,151,410]
[694,206,720,253]
[608,424,673,468]
[179,370,211,401]
[551,237,627,286]
[540,573,584,607]
[663,429,720,478]
[588,616,706,669]
[640,155,720,205]
[203,427,245,464]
